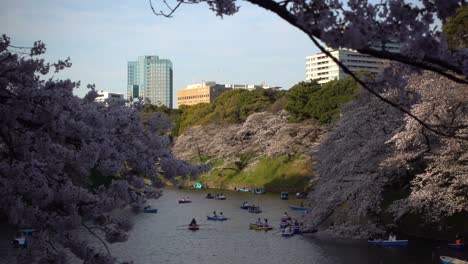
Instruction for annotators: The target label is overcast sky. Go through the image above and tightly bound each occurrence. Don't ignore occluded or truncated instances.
[1,0,318,105]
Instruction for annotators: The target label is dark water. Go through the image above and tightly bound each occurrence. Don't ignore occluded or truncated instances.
[1,188,467,263]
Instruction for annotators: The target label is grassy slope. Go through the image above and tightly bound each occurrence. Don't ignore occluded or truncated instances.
[186,156,312,192]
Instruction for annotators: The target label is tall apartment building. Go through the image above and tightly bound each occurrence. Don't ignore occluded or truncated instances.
[127,56,173,108]
[177,81,228,107]
[305,44,399,84]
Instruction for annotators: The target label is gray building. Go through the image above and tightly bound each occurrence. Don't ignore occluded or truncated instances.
[127,55,173,108]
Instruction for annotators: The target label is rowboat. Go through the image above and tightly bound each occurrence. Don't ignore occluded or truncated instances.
[206,194,214,199]
[143,209,158,213]
[188,225,199,231]
[248,206,262,213]
[253,188,265,194]
[296,192,307,199]
[207,216,227,221]
[178,199,192,204]
[280,192,289,200]
[214,195,226,200]
[240,205,250,209]
[367,240,408,247]
[289,206,307,211]
[249,224,273,231]
[293,225,301,234]
[237,188,250,192]
[281,230,294,237]
[440,256,468,264]
[448,243,465,250]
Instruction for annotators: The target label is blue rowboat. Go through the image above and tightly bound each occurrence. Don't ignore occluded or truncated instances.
[448,243,465,250]
[143,209,158,213]
[207,216,227,221]
[440,256,468,264]
[289,206,307,211]
[240,205,250,209]
[293,226,301,234]
[368,240,408,247]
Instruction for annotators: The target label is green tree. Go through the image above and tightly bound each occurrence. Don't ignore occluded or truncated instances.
[306,77,359,124]
[285,81,321,121]
[443,6,468,49]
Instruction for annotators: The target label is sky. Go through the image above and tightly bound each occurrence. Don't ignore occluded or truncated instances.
[0,0,318,106]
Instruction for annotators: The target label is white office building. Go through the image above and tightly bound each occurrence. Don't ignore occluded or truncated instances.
[305,44,400,84]
[95,91,125,105]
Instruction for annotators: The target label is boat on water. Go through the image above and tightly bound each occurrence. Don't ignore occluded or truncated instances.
[253,188,265,194]
[248,206,262,214]
[178,198,192,203]
[281,230,294,237]
[188,225,199,231]
[12,229,34,248]
[448,243,465,250]
[143,209,158,213]
[206,193,214,199]
[249,224,273,231]
[296,192,307,199]
[440,256,468,264]
[240,205,250,209]
[214,195,226,200]
[237,188,250,192]
[207,216,227,221]
[289,205,308,211]
[293,225,301,234]
[367,240,409,247]
[280,192,289,200]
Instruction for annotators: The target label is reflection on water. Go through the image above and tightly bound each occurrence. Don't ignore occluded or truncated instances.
[1,188,467,263]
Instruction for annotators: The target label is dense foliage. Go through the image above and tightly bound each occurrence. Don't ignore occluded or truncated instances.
[286,78,359,124]
[0,36,203,263]
[168,89,284,135]
[442,6,468,49]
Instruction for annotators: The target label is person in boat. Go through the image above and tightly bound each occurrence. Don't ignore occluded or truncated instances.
[264,218,269,227]
[294,220,299,226]
[282,212,291,221]
[300,201,304,207]
[455,233,463,244]
[190,218,197,226]
[144,205,151,210]
[256,218,263,226]
[219,212,224,218]
[207,193,212,197]
[213,211,218,217]
[388,232,396,241]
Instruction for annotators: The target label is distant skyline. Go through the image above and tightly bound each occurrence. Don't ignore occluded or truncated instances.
[0,0,319,107]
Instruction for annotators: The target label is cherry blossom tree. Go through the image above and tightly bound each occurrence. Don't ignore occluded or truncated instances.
[0,35,203,263]
[306,69,406,237]
[385,71,468,223]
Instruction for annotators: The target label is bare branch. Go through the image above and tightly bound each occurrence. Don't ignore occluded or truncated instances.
[82,222,111,256]
[149,0,184,18]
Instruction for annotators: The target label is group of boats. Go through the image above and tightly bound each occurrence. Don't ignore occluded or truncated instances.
[235,187,265,194]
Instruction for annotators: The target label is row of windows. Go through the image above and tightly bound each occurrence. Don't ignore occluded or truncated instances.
[178,94,210,100]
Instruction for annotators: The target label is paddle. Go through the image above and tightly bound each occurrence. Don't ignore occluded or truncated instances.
[176,224,210,227]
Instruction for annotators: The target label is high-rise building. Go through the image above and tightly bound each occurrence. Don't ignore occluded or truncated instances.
[127,56,173,108]
[305,44,399,84]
